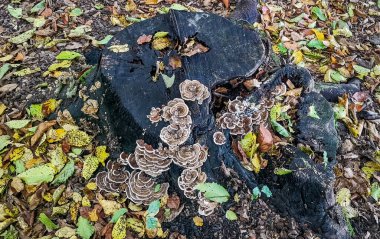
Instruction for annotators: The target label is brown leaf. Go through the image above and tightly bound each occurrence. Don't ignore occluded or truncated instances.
[169,56,182,69]
[30,120,57,146]
[137,34,152,45]
[180,39,209,57]
[257,124,273,153]
[40,8,53,17]
[221,0,229,8]
[167,195,180,209]
[14,52,25,62]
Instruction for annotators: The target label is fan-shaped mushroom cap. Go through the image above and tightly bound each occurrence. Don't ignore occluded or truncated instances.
[227,99,246,113]
[213,131,226,145]
[262,98,275,109]
[178,168,207,199]
[272,83,287,96]
[160,124,191,146]
[217,112,240,130]
[173,143,208,168]
[148,107,162,123]
[162,98,190,122]
[219,113,252,136]
[197,193,218,216]
[179,80,210,104]
[125,170,169,205]
[95,162,130,193]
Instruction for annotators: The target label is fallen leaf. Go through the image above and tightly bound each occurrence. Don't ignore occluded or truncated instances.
[31,0,45,13]
[76,216,94,239]
[82,156,99,180]
[5,119,30,129]
[56,51,82,60]
[169,56,182,69]
[258,124,273,152]
[9,29,35,44]
[7,5,22,19]
[193,216,203,226]
[225,210,237,221]
[13,67,41,76]
[70,8,83,17]
[112,216,127,239]
[308,105,320,119]
[152,37,171,50]
[137,34,152,44]
[336,187,351,207]
[195,182,230,203]
[162,73,175,88]
[274,167,293,175]
[18,164,55,185]
[108,44,130,53]
[38,213,59,231]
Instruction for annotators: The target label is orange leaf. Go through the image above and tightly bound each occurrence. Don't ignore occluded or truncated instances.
[221,0,229,8]
[257,124,273,153]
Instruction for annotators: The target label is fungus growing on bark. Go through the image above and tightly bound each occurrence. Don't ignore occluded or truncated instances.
[197,193,218,216]
[213,131,227,145]
[95,161,130,193]
[217,113,252,135]
[172,143,208,168]
[160,124,191,146]
[178,168,207,199]
[272,83,287,96]
[125,170,169,205]
[227,98,246,113]
[162,98,190,123]
[148,107,162,123]
[179,80,210,104]
[119,140,172,177]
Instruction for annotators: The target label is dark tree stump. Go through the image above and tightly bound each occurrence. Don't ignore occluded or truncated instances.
[65,10,349,239]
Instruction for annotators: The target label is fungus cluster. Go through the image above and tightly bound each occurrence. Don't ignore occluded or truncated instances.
[97,80,213,210]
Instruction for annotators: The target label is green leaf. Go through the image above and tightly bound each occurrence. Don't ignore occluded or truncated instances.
[0,64,10,81]
[94,3,104,10]
[261,185,272,198]
[38,213,59,231]
[93,35,113,46]
[76,216,94,239]
[307,39,327,49]
[48,60,72,71]
[33,17,46,28]
[308,105,320,119]
[111,208,128,223]
[69,25,91,38]
[29,103,43,120]
[336,187,351,207]
[170,3,188,11]
[288,13,307,23]
[195,182,230,203]
[277,43,288,55]
[252,187,261,200]
[225,210,238,221]
[146,216,158,230]
[154,31,169,39]
[370,182,380,202]
[311,7,327,21]
[18,164,55,185]
[30,0,46,13]
[13,67,41,76]
[162,73,175,88]
[274,167,293,175]
[333,104,346,120]
[333,20,353,38]
[9,29,35,44]
[7,5,22,19]
[147,200,160,217]
[5,119,30,129]
[270,120,290,138]
[0,135,11,151]
[56,51,82,60]
[79,65,96,83]
[0,225,18,239]
[70,8,83,17]
[353,65,371,76]
[324,69,347,83]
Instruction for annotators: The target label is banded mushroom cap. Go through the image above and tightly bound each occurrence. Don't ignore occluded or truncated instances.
[227,98,246,113]
[179,80,210,104]
[95,162,130,193]
[105,161,130,183]
[162,98,190,122]
[217,112,240,130]
[178,168,207,199]
[272,83,287,96]
[121,140,172,177]
[147,107,162,123]
[173,143,208,169]
[160,124,191,147]
[197,192,218,216]
[262,98,275,109]
[125,170,169,205]
[213,131,227,145]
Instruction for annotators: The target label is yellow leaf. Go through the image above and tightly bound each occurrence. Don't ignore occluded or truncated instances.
[251,153,261,174]
[81,156,99,180]
[42,99,61,117]
[82,196,91,207]
[272,45,280,54]
[362,161,380,179]
[70,202,80,222]
[10,147,25,161]
[0,104,6,116]
[193,216,203,227]
[108,44,130,53]
[86,182,97,190]
[126,218,145,237]
[312,29,325,40]
[128,202,143,212]
[112,216,127,239]
[110,15,130,27]
[145,0,159,4]
[48,60,71,72]
[336,187,351,207]
[95,146,109,166]
[88,208,98,222]
[47,128,66,143]
[66,129,91,147]
[99,199,121,216]
[25,157,44,169]
[43,192,53,202]
[152,37,171,51]
[292,50,303,64]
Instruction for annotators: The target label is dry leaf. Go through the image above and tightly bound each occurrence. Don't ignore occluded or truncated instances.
[137,34,152,45]
[258,124,273,153]
[31,120,57,146]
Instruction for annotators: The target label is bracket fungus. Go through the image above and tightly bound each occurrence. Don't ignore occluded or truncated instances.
[179,80,210,104]
[125,170,169,205]
[96,161,130,193]
[160,124,191,147]
[178,168,207,199]
[213,131,227,145]
[147,107,162,123]
[119,140,172,177]
[217,112,253,135]
[227,98,247,114]
[172,143,208,169]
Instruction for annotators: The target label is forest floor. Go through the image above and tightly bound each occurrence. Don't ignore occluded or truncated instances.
[0,0,379,238]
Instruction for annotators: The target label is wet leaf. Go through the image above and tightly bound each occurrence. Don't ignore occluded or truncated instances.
[5,120,30,129]
[261,185,272,197]
[112,216,127,239]
[76,216,94,239]
[18,164,55,185]
[70,8,83,17]
[225,210,237,221]
[31,0,45,13]
[274,167,293,175]
[111,208,128,223]
[82,156,99,180]
[195,182,230,203]
[38,213,59,231]
[162,73,175,88]
[56,51,82,60]
[193,216,203,226]
[108,44,130,53]
[311,7,327,21]
[9,29,35,44]
[7,5,22,19]
[308,105,320,119]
